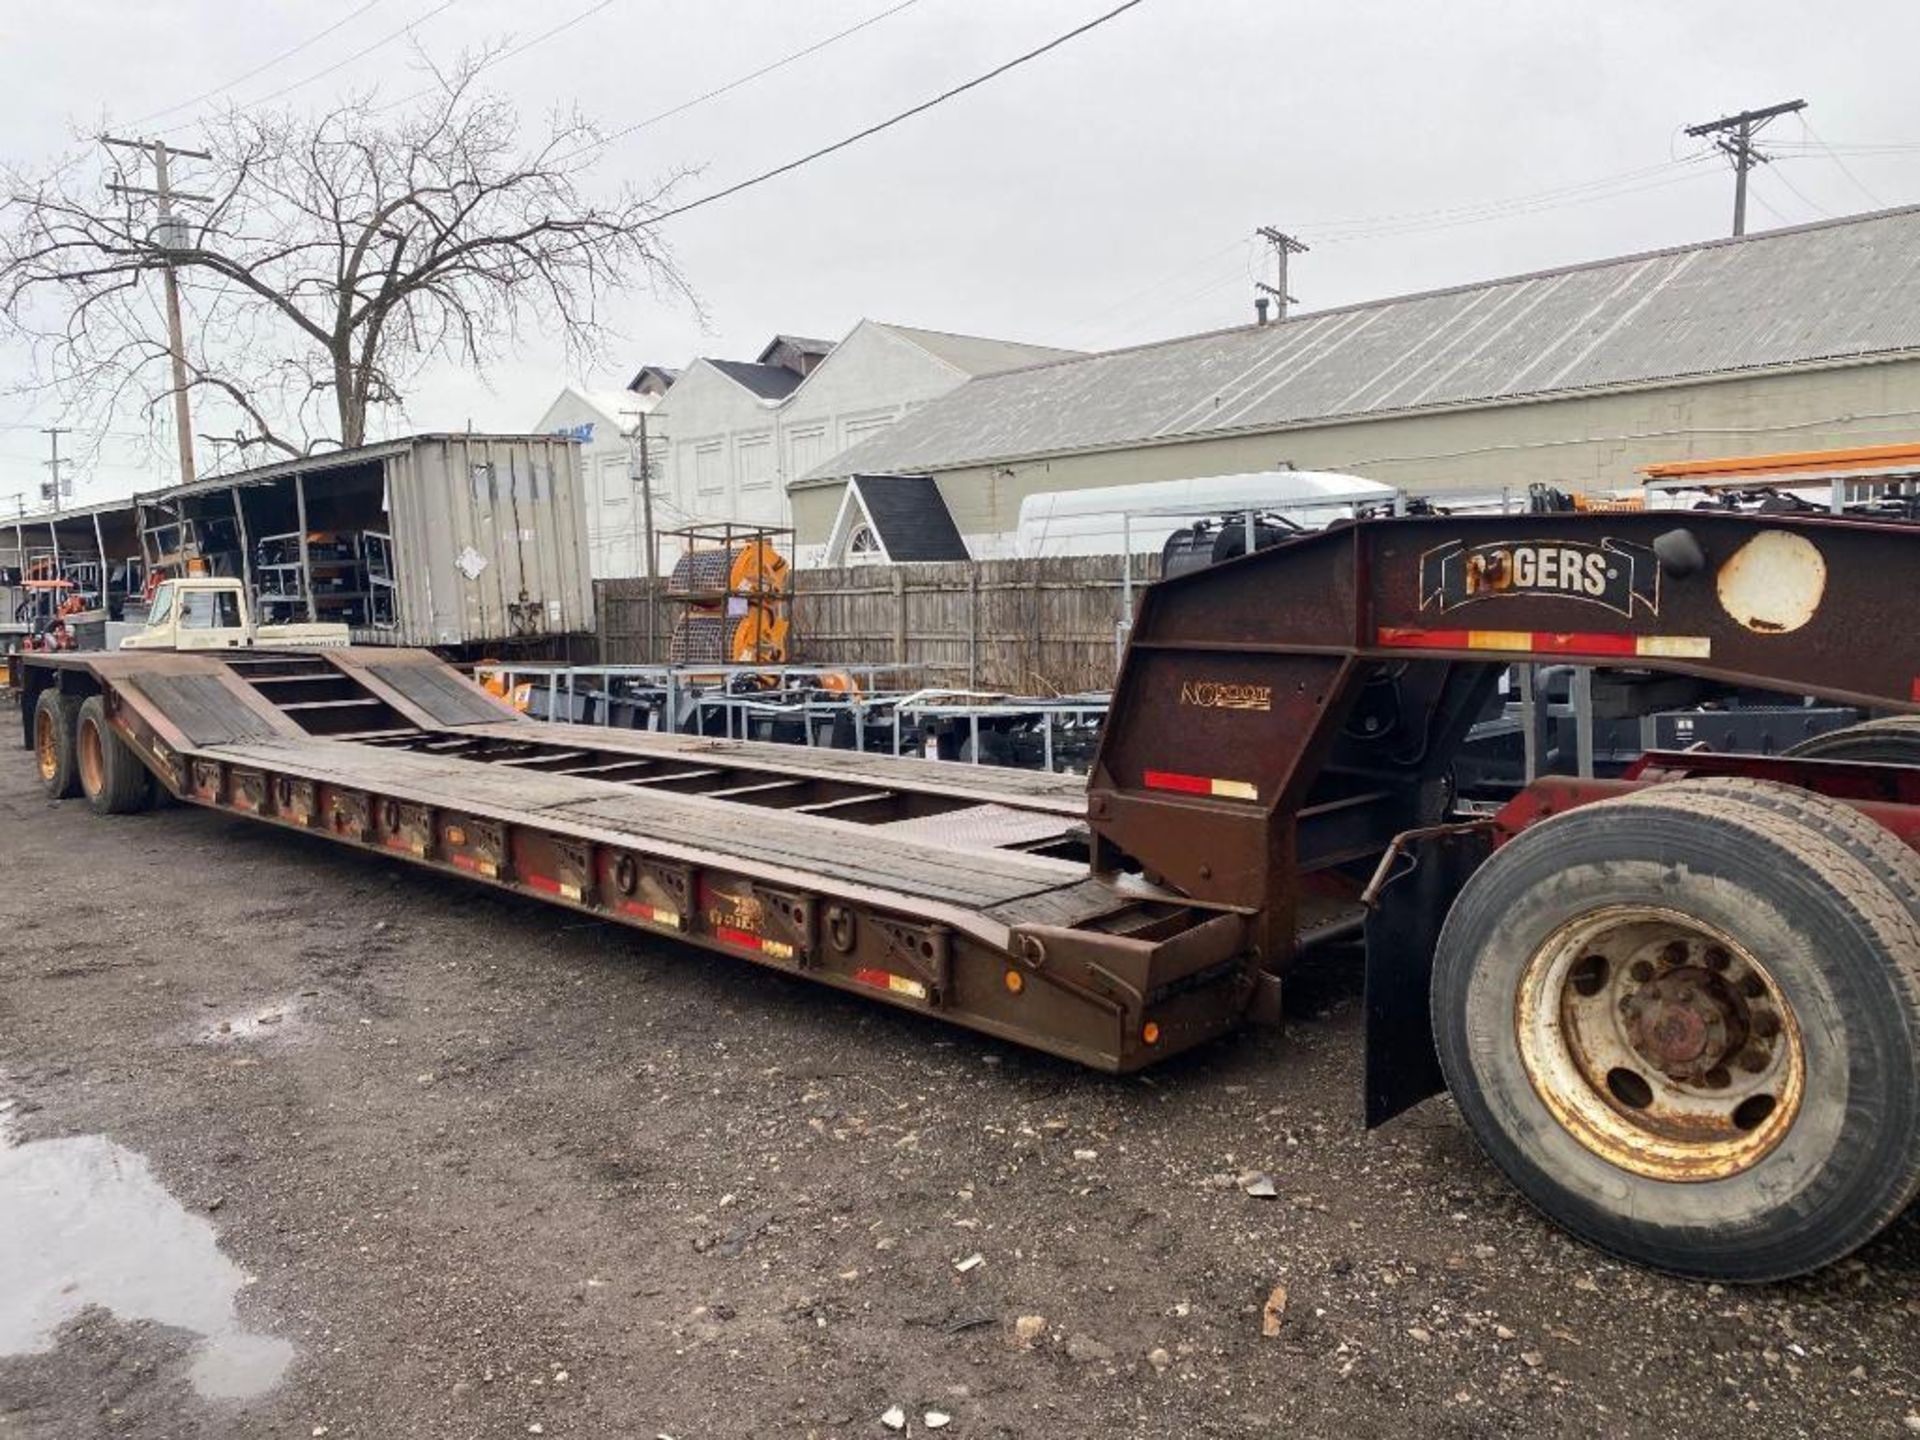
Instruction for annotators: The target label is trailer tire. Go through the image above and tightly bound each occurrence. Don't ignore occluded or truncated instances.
[75,696,153,816]
[33,689,81,800]
[1784,715,1920,765]
[1642,777,1920,927]
[1432,787,1920,1281]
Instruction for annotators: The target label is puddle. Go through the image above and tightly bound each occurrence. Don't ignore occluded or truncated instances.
[0,1103,293,1400]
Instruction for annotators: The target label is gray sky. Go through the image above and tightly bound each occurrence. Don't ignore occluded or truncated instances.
[2,0,1916,507]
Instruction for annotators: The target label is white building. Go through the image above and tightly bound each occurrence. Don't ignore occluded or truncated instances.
[530,368,675,578]
[653,322,1078,567]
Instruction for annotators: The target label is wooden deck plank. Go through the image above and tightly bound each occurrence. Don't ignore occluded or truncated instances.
[202,738,1096,913]
[456,720,1088,813]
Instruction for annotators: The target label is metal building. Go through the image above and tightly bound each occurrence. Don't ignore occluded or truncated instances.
[790,208,1920,556]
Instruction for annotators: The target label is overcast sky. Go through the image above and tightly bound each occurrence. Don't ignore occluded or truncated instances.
[2,0,1915,507]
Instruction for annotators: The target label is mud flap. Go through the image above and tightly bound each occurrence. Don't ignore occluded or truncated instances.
[1364,826,1493,1128]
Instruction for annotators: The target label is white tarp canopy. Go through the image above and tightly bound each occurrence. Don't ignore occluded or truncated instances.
[1015,470,1399,558]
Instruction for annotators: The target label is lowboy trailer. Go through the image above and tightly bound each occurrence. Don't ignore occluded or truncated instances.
[13,510,1920,1282]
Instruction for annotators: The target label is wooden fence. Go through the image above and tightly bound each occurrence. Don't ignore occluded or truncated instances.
[596,554,1160,694]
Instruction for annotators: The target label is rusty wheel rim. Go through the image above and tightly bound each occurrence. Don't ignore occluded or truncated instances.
[1515,905,1805,1182]
[34,707,58,782]
[76,714,105,798]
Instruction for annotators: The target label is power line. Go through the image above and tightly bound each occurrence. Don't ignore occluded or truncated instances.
[1067,233,1249,335]
[1076,162,1725,349]
[1315,165,1721,246]
[1795,115,1887,209]
[1771,138,1920,155]
[371,0,618,116]
[1763,162,1831,220]
[571,0,926,160]
[640,0,1151,225]
[237,0,461,112]
[127,0,388,127]
[1303,158,1714,241]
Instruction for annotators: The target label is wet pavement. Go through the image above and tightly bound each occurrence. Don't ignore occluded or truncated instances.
[0,1100,293,1403]
[3,757,1919,1437]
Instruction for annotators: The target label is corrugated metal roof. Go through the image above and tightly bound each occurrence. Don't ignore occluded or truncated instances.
[799,207,1920,486]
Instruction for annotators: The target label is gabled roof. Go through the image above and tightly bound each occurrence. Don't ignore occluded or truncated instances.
[827,474,970,564]
[706,359,804,401]
[627,364,681,393]
[757,334,836,364]
[882,324,1082,376]
[533,384,652,437]
[799,206,1920,487]
[848,474,969,561]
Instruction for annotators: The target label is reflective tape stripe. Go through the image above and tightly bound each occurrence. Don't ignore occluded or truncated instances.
[524,874,583,901]
[714,924,793,960]
[852,967,929,1000]
[1143,769,1259,801]
[616,898,681,929]
[1377,626,1711,660]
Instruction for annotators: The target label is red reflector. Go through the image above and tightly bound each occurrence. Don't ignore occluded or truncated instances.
[714,924,762,951]
[1143,769,1212,796]
[1377,626,1473,650]
[1533,631,1638,657]
[851,967,893,990]
[524,873,563,895]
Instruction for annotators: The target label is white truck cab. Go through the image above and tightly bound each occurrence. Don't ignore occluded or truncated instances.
[120,578,351,651]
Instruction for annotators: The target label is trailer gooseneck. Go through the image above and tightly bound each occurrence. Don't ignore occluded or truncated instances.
[14,510,1920,1282]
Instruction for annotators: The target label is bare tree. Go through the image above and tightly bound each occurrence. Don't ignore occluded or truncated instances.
[0,57,691,465]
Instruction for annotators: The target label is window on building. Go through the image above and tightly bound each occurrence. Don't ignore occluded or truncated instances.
[788,426,829,479]
[599,456,630,507]
[841,412,896,447]
[736,434,774,490]
[847,524,884,564]
[694,442,725,495]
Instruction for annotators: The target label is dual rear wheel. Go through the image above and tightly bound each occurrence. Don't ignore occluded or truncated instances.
[32,688,154,814]
[1433,777,1920,1281]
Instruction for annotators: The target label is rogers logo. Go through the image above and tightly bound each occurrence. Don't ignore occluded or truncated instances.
[1419,537,1660,618]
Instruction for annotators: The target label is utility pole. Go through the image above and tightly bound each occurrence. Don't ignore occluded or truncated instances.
[622,407,661,659]
[41,426,71,512]
[1255,227,1310,321]
[1685,99,1806,237]
[103,135,212,485]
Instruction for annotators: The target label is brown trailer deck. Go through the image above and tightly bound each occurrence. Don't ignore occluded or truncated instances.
[15,645,1260,1072]
[16,508,1920,1284]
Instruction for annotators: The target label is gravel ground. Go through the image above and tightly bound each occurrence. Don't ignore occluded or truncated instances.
[2,750,1919,1439]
